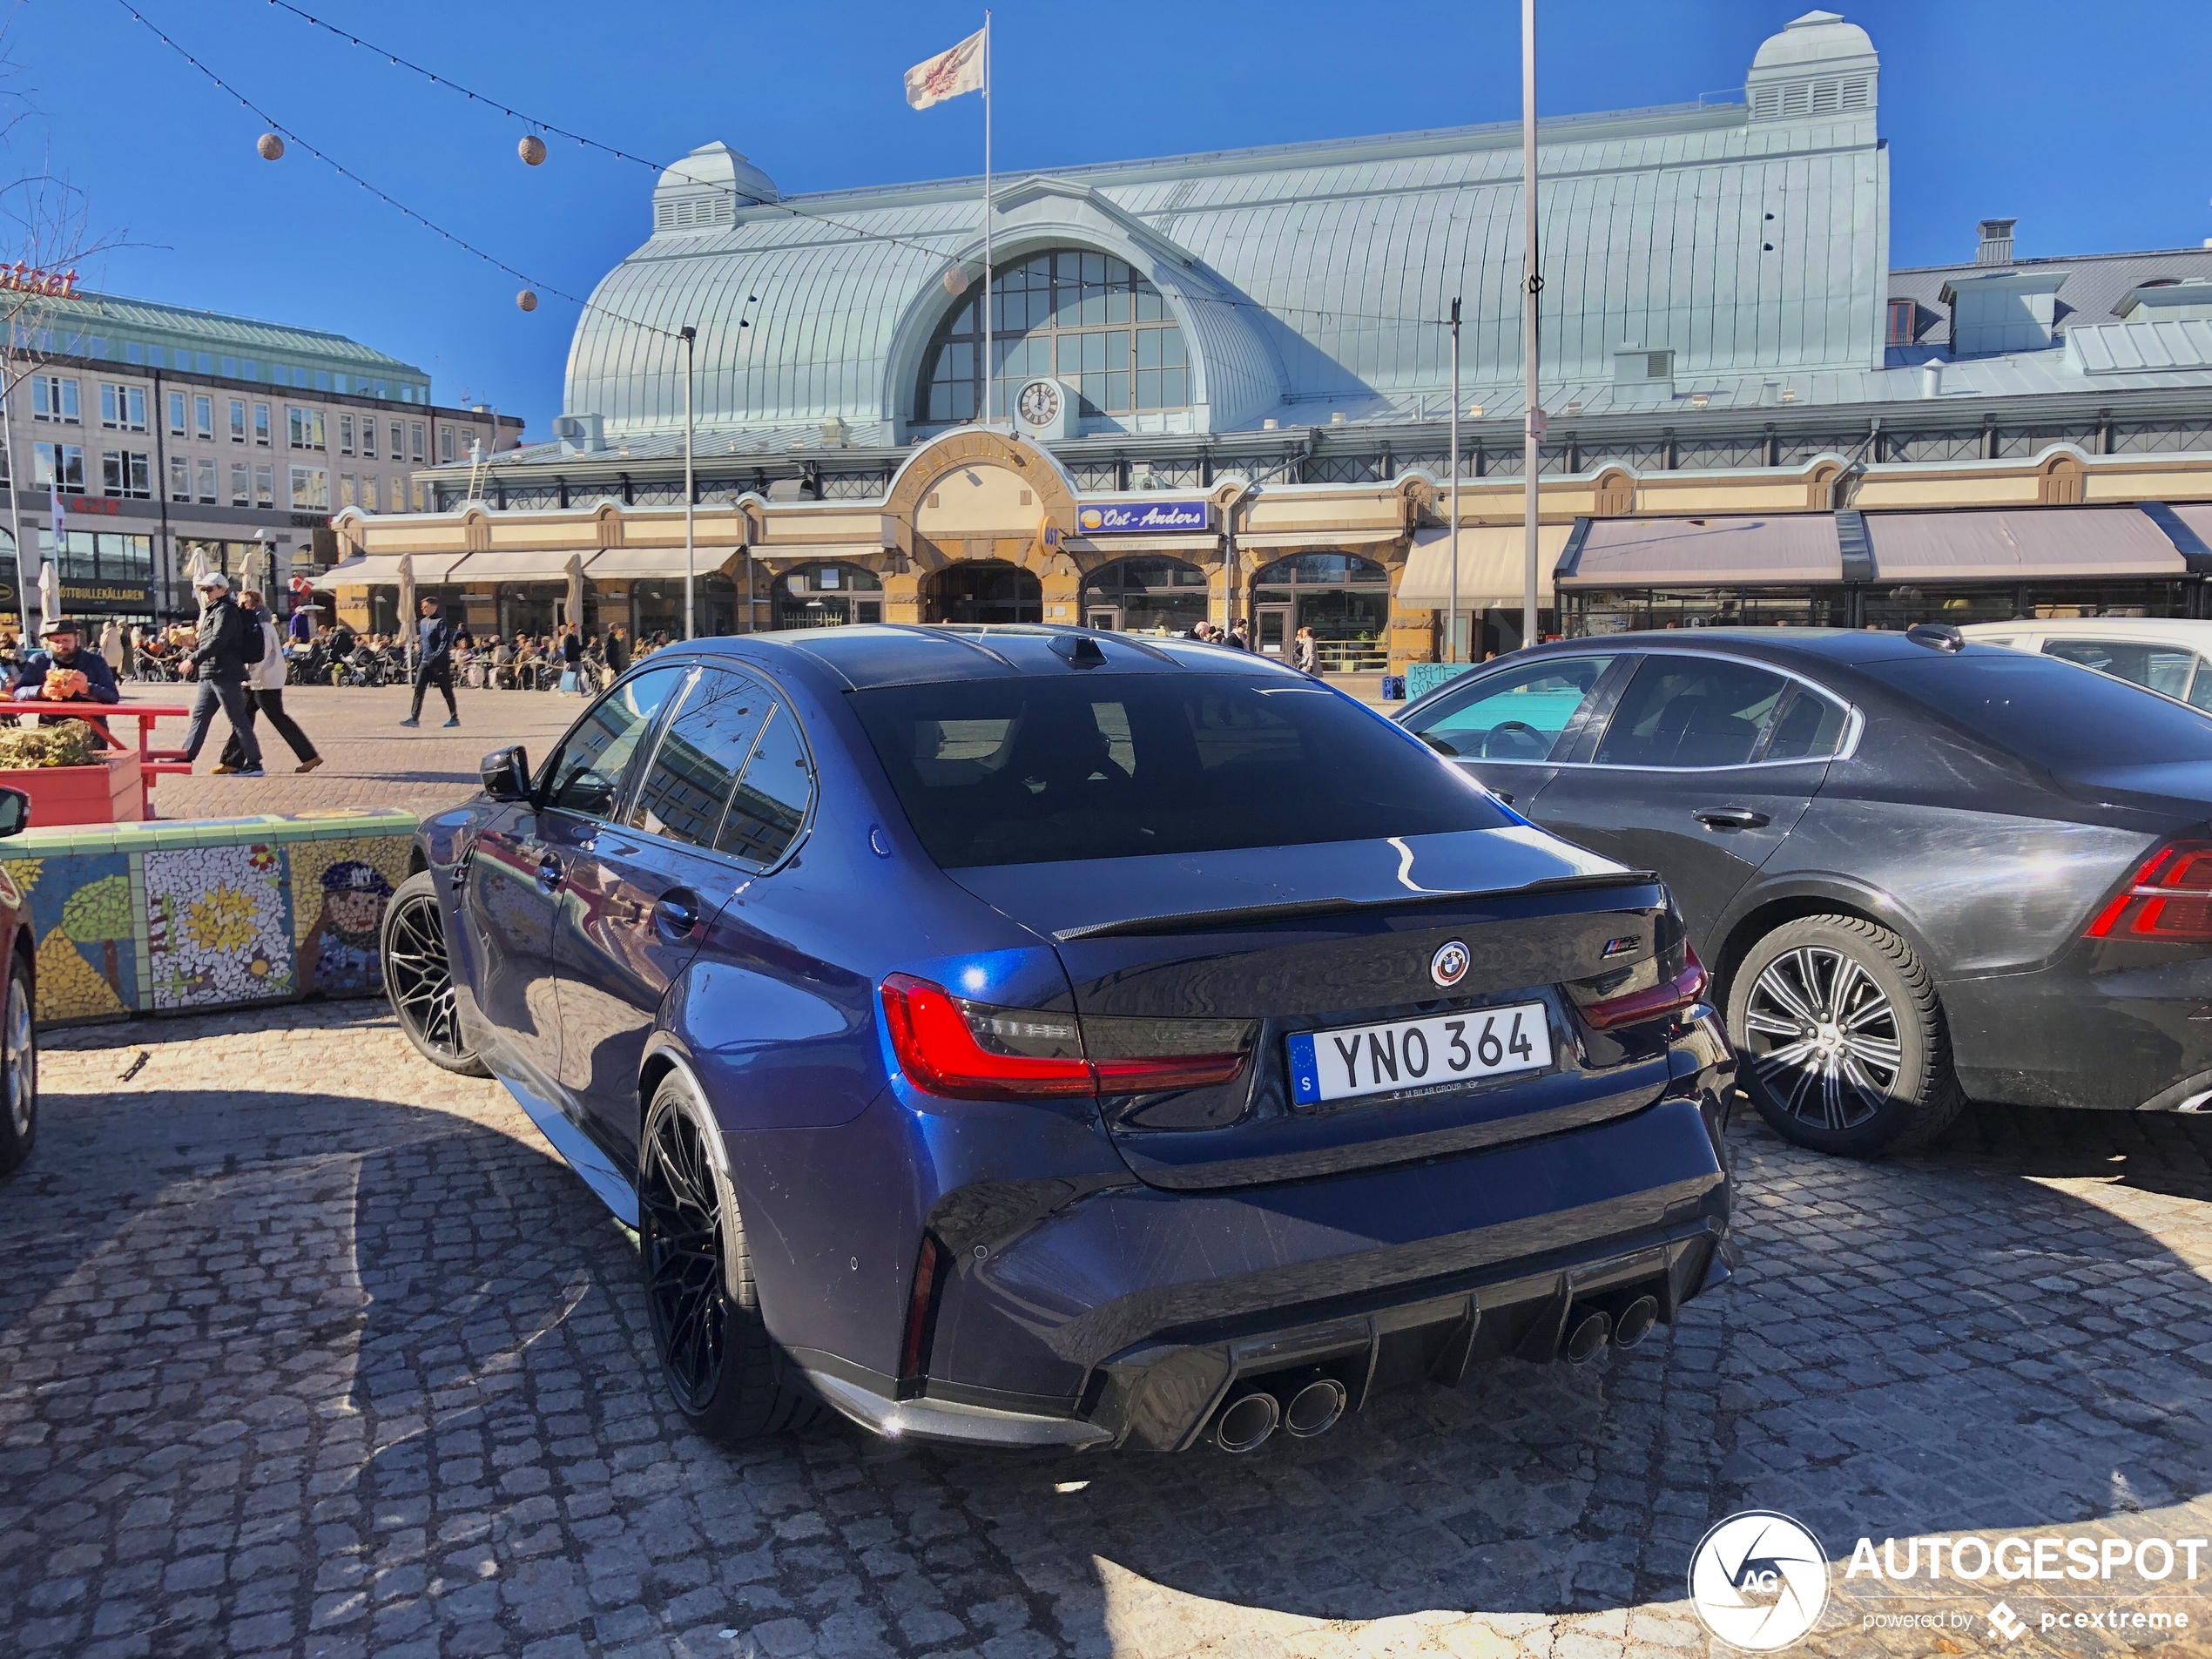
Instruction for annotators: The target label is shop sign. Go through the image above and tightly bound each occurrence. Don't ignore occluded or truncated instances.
[59,582,157,615]
[1076,501,1210,535]
[1,265,81,300]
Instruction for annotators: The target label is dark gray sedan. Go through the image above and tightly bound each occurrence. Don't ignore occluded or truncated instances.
[1398,627,2212,1156]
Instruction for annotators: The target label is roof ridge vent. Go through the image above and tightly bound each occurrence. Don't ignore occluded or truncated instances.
[1976,218,2017,266]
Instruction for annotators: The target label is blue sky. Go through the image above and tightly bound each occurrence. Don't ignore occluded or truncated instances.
[17,1,2210,433]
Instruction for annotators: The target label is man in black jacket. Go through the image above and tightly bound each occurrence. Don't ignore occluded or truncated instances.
[179,571,265,775]
[401,597,461,728]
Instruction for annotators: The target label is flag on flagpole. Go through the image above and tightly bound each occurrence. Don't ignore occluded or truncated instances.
[905,29,985,109]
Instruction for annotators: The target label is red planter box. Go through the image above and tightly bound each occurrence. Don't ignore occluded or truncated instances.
[0,752,145,826]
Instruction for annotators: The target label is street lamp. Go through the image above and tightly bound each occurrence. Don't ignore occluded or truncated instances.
[680,325,696,641]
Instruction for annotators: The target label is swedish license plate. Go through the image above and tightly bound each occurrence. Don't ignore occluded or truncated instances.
[1286,1001,1553,1106]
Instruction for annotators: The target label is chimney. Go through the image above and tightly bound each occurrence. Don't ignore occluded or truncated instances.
[1976,218,2017,266]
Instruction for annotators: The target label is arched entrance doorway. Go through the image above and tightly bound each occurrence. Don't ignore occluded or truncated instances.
[1080,556,1209,634]
[927,559,1041,624]
[1250,552,1392,671]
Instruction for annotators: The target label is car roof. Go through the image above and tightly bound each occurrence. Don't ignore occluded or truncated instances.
[664,624,1308,691]
[1518,627,1968,668]
[1959,617,2212,639]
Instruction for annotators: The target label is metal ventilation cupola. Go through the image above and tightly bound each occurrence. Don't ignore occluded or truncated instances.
[652,142,779,235]
[1746,10,1878,122]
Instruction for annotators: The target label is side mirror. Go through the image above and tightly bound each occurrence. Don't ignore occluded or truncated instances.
[480,745,532,803]
[0,786,27,838]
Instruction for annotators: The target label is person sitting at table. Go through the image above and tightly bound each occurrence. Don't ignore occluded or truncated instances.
[12,617,122,745]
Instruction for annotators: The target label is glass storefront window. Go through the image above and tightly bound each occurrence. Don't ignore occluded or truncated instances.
[1251,552,1391,671]
[1081,556,1209,634]
[631,575,737,642]
[927,560,1040,624]
[777,563,883,630]
[1568,588,1844,635]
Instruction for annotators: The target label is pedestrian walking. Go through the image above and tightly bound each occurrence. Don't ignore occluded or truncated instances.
[98,618,122,675]
[1225,617,1251,651]
[1292,626,1318,676]
[560,623,586,694]
[177,571,265,777]
[605,624,631,678]
[399,596,461,728]
[217,590,322,774]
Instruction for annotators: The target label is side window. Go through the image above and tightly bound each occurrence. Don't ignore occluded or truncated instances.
[1404,655,1615,761]
[2043,638,2203,705]
[1593,657,1790,769]
[625,668,772,846]
[541,665,687,819]
[718,700,815,866]
[1763,686,1851,761]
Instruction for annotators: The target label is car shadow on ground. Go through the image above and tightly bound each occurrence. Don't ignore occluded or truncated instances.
[7,1069,2212,1656]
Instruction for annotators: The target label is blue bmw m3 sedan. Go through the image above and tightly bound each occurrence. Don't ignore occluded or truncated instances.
[381,625,1737,1453]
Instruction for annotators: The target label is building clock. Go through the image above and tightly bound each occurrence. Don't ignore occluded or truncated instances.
[1018,379,1061,427]
[1014,376,1074,441]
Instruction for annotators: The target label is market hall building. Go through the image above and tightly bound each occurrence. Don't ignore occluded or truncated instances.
[337,9,2212,671]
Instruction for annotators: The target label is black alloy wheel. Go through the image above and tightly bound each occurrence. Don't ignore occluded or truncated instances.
[381,870,490,1076]
[637,1073,818,1442]
[1726,914,1963,1158]
[0,956,35,1176]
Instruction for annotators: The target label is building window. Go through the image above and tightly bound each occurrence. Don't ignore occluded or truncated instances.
[287,406,325,449]
[339,473,356,509]
[169,454,191,502]
[230,399,246,442]
[360,420,377,460]
[254,464,273,509]
[167,389,186,436]
[32,375,79,424]
[339,414,354,455]
[254,402,271,446]
[1078,556,1211,635]
[35,442,84,493]
[409,421,425,462]
[194,395,213,440]
[439,426,455,464]
[287,465,329,510]
[195,458,217,503]
[1886,298,1917,347]
[918,249,1190,423]
[231,462,249,507]
[98,383,147,431]
[100,449,152,499]
[389,421,403,460]
[362,475,380,513]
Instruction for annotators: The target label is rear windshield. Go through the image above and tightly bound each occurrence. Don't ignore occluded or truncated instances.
[850,674,1512,867]
[1868,650,2212,768]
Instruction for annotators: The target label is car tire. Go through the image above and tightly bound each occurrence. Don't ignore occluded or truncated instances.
[381,870,491,1077]
[638,1070,819,1443]
[0,954,35,1176]
[1726,914,1964,1158]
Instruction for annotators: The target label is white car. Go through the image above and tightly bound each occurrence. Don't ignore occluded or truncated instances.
[1957,617,2212,712]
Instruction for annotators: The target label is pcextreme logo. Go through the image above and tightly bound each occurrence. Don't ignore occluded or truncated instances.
[1688,1512,1831,1651]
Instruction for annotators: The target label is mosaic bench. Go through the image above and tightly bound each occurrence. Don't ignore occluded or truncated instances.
[0,809,417,1026]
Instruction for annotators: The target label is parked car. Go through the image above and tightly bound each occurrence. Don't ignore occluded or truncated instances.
[383,626,1736,1452]
[0,786,39,1177]
[1397,626,2212,1157]
[1958,617,2212,711]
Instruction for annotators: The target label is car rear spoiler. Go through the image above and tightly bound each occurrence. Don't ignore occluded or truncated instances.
[1052,870,1662,941]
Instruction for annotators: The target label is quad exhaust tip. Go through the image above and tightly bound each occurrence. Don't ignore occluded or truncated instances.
[1563,1308,1612,1365]
[1212,1389,1280,1453]
[1280,1375,1347,1439]
[1611,1294,1661,1350]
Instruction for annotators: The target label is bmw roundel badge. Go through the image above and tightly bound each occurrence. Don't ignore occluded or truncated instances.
[1430,940,1471,988]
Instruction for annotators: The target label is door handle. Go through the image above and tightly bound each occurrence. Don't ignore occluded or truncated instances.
[1693,807,1770,830]
[535,853,564,891]
[654,889,701,938]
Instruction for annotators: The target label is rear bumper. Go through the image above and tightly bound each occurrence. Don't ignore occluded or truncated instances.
[798,1088,1732,1449]
[1943,951,2212,1109]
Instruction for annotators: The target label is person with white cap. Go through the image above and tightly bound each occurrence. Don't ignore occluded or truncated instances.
[178,570,265,777]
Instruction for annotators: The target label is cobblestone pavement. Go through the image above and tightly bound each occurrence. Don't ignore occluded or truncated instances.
[6,1006,2212,1658]
[111,683,590,821]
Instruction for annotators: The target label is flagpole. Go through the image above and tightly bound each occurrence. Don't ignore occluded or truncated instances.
[981,10,993,428]
[1521,0,1541,652]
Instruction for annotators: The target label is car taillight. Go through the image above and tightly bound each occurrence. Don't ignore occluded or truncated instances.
[880,974,1094,1099]
[2086,840,2212,943]
[1575,946,1710,1031]
[879,975,1252,1100]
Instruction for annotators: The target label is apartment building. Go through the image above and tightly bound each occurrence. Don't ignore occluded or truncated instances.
[3,287,520,625]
